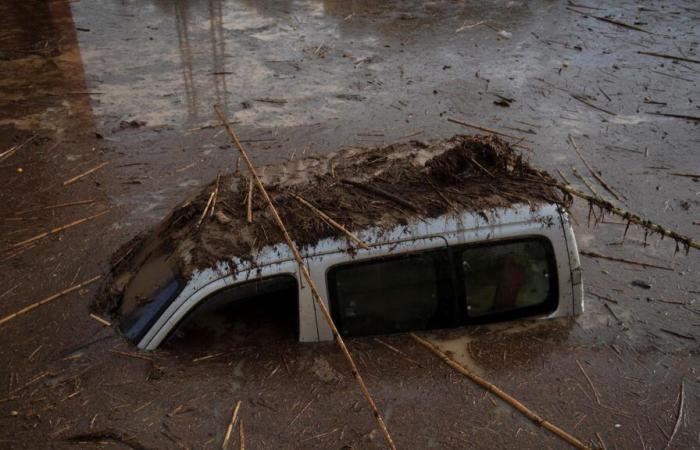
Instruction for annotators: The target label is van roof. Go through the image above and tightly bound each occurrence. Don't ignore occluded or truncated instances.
[102,135,569,313]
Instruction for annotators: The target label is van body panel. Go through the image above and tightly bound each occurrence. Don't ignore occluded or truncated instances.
[135,203,583,350]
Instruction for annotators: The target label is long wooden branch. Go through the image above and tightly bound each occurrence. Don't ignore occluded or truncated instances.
[214,105,396,450]
[560,183,700,251]
[0,276,102,327]
[410,333,592,450]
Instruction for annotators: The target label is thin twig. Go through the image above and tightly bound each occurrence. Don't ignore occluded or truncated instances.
[288,192,369,249]
[567,7,651,33]
[638,51,700,65]
[669,172,700,179]
[664,380,685,449]
[470,158,495,178]
[62,161,110,186]
[210,173,221,218]
[569,135,624,201]
[222,400,241,450]
[0,275,101,327]
[572,166,603,199]
[647,112,700,123]
[214,104,397,450]
[197,191,216,228]
[109,350,153,361]
[246,177,253,224]
[411,333,591,450]
[570,94,617,116]
[238,420,245,450]
[89,313,111,327]
[576,360,602,405]
[342,178,420,213]
[44,200,96,210]
[374,338,421,367]
[9,209,110,249]
[580,250,673,271]
[0,134,37,162]
[447,117,524,140]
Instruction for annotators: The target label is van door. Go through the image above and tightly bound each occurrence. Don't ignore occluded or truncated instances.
[311,236,451,341]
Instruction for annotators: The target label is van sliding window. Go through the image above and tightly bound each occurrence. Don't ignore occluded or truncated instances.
[459,238,558,322]
[327,237,558,337]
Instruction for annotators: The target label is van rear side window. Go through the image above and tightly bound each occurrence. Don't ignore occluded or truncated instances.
[327,238,558,337]
[461,239,557,321]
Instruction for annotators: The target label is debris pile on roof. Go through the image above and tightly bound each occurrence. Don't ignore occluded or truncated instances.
[101,135,569,312]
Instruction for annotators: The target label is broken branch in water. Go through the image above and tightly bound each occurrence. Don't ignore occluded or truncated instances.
[0,134,37,162]
[572,166,603,200]
[557,183,700,252]
[210,173,221,218]
[288,192,370,249]
[222,400,242,450]
[214,104,397,450]
[62,161,110,186]
[580,250,673,271]
[411,333,592,450]
[447,117,527,142]
[570,94,617,116]
[670,172,700,179]
[9,209,110,249]
[637,51,700,65]
[568,135,624,201]
[197,186,217,228]
[246,177,253,224]
[0,275,101,328]
[238,419,245,450]
[647,112,700,123]
[567,7,651,33]
[89,313,112,327]
[664,380,685,449]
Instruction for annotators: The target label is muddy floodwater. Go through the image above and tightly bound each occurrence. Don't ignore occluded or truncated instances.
[0,0,698,449]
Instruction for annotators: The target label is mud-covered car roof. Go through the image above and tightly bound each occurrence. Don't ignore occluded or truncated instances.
[99,134,570,316]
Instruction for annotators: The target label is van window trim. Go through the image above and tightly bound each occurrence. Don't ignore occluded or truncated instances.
[161,274,300,345]
[455,236,560,325]
[325,235,560,337]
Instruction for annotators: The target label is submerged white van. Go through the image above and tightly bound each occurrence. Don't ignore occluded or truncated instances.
[107,136,584,350]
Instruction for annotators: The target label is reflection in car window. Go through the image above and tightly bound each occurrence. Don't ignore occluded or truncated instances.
[461,240,553,318]
[328,249,453,336]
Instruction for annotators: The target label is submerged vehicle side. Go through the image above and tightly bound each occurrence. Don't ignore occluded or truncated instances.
[119,203,583,350]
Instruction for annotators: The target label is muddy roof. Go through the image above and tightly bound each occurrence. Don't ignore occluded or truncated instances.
[103,135,569,312]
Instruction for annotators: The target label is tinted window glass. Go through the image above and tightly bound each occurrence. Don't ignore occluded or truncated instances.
[461,239,556,319]
[328,248,454,336]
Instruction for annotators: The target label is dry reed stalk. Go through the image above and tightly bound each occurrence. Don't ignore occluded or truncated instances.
[0,276,101,327]
[222,400,242,450]
[63,161,110,186]
[411,333,592,450]
[9,209,110,249]
[560,184,700,251]
[288,192,369,249]
[214,104,396,450]
[568,135,623,201]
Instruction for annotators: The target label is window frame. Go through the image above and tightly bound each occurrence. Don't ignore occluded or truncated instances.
[326,236,559,337]
[454,236,559,325]
[326,245,457,337]
[162,274,300,344]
